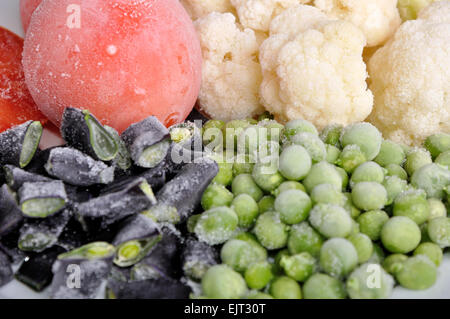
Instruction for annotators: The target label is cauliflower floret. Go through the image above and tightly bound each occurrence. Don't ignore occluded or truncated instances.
[259,5,373,129]
[180,0,235,20]
[368,1,450,146]
[314,0,401,47]
[195,12,264,121]
[230,0,311,32]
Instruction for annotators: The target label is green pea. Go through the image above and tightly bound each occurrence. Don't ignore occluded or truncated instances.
[285,119,318,138]
[404,148,432,176]
[258,195,275,213]
[320,124,343,147]
[202,120,225,148]
[428,198,447,220]
[291,132,327,163]
[187,214,201,233]
[382,254,408,275]
[303,161,342,193]
[220,239,266,272]
[278,144,312,181]
[427,217,450,248]
[368,243,386,264]
[233,232,268,260]
[350,161,385,187]
[252,160,285,192]
[213,161,233,186]
[259,120,284,143]
[201,264,247,299]
[395,255,437,290]
[288,222,324,258]
[393,189,430,225]
[383,176,408,205]
[237,125,262,156]
[343,193,361,219]
[424,133,450,159]
[346,263,394,299]
[435,150,450,168]
[411,163,450,199]
[311,184,346,206]
[357,210,389,241]
[335,167,349,190]
[381,216,421,254]
[223,120,250,150]
[309,203,352,238]
[351,182,387,211]
[272,181,306,197]
[374,140,406,167]
[273,249,290,275]
[233,154,255,176]
[194,206,239,245]
[348,233,373,264]
[325,144,341,164]
[413,242,443,266]
[280,252,315,282]
[319,238,358,278]
[231,194,259,228]
[270,276,302,299]
[253,211,289,250]
[385,163,408,180]
[201,183,234,211]
[232,174,263,201]
[246,292,274,299]
[340,122,382,161]
[274,189,312,224]
[303,273,346,299]
[337,145,367,174]
[244,261,273,290]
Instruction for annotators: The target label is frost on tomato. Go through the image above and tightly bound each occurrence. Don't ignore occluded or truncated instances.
[20,0,43,32]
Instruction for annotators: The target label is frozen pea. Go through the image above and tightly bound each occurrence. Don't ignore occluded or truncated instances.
[381,216,421,254]
[244,261,274,290]
[274,189,312,224]
[258,195,275,214]
[201,183,234,211]
[273,249,290,275]
[411,163,450,199]
[320,124,343,147]
[280,252,316,282]
[231,194,259,228]
[232,154,255,176]
[259,120,284,143]
[424,133,450,159]
[428,198,447,220]
[303,162,342,193]
[385,164,408,180]
[343,193,361,219]
[413,242,443,266]
[340,122,382,161]
[351,182,387,211]
[291,132,327,163]
[374,140,406,167]
[311,184,346,206]
[212,160,233,186]
[223,120,250,150]
[420,222,431,243]
[325,144,341,164]
[404,148,432,176]
[253,211,289,250]
[395,255,437,290]
[319,238,358,278]
[335,167,349,190]
[383,176,408,205]
[278,144,312,181]
[232,174,263,202]
[270,276,302,299]
[348,233,373,264]
[350,161,385,187]
[357,210,389,241]
[233,232,268,260]
[246,292,274,299]
[187,214,201,233]
[435,150,450,168]
[194,207,239,245]
[303,273,346,299]
[368,243,386,264]
[201,264,247,299]
[285,119,318,138]
[337,145,367,174]
[272,181,306,197]
[346,263,394,299]
[393,189,429,225]
[427,217,450,248]
[220,239,266,272]
[287,222,324,258]
[382,254,408,275]
[309,203,353,238]
[237,125,264,156]
[252,160,285,192]
[202,120,225,148]
[349,219,360,236]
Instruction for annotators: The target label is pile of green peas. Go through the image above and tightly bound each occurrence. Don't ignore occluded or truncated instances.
[190,116,450,299]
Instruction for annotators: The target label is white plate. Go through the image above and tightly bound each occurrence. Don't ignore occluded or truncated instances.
[0,0,449,299]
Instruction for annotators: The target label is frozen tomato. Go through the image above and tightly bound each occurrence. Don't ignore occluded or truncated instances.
[23,0,202,133]
[0,26,47,132]
[20,0,42,32]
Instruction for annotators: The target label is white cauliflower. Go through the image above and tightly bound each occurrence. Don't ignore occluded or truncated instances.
[259,5,373,129]
[314,0,401,47]
[180,0,235,20]
[230,0,311,32]
[195,12,265,121]
[368,1,450,146]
